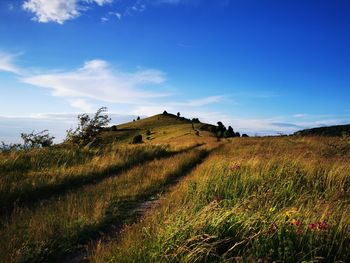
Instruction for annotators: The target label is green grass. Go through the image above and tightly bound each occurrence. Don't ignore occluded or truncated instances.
[90,137,350,263]
[1,113,349,263]
[0,143,174,217]
[0,143,209,263]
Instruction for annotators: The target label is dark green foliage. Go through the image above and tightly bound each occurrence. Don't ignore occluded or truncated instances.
[294,124,350,137]
[163,110,168,115]
[224,126,235,138]
[235,132,240,137]
[242,133,249,137]
[137,116,141,121]
[192,118,200,123]
[66,107,111,145]
[177,112,180,117]
[132,135,143,144]
[21,130,55,148]
[111,126,117,131]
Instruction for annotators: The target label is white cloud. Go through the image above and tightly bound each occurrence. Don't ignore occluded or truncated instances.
[21,59,167,104]
[69,98,95,112]
[22,0,113,24]
[0,52,21,74]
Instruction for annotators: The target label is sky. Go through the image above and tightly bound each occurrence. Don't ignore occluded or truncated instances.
[1,0,350,143]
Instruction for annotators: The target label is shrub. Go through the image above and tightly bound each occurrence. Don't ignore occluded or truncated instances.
[21,130,55,148]
[242,133,249,137]
[163,110,168,115]
[177,112,180,117]
[137,116,141,121]
[66,107,111,145]
[192,118,200,123]
[224,126,235,138]
[132,135,143,144]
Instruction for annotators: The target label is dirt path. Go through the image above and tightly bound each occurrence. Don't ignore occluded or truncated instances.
[62,145,219,263]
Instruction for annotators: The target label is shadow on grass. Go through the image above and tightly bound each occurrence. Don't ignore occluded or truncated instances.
[1,143,203,220]
[59,146,219,263]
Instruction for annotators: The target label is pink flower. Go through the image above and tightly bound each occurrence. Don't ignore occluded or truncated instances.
[308,223,317,231]
[318,220,328,231]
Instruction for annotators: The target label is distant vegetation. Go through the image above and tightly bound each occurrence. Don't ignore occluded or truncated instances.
[294,124,350,137]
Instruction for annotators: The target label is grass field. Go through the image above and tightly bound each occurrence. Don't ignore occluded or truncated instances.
[0,114,349,262]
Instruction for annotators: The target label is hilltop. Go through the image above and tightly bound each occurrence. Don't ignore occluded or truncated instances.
[100,113,224,145]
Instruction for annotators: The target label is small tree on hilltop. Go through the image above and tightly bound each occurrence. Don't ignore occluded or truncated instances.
[66,107,110,145]
[163,110,168,115]
[224,126,235,138]
[177,112,180,117]
[137,116,141,121]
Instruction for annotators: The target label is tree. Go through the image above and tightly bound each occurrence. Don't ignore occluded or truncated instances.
[192,118,200,123]
[242,133,249,137]
[224,126,235,138]
[163,110,168,115]
[177,112,180,117]
[137,116,141,121]
[66,107,111,145]
[21,130,55,148]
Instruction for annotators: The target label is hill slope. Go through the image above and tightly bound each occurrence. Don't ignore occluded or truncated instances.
[100,113,216,144]
[294,124,350,136]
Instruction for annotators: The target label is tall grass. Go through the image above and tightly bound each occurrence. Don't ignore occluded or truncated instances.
[0,144,176,216]
[0,144,208,263]
[90,137,350,262]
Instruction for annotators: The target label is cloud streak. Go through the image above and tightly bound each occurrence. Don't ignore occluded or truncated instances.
[0,52,21,74]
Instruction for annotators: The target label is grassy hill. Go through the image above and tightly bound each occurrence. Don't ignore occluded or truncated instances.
[100,113,216,144]
[294,124,350,137]
[0,114,350,262]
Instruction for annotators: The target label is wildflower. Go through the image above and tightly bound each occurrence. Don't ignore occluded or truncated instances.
[308,223,317,231]
[269,206,276,213]
[230,164,241,171]
[296,228,303,235]
[318,220,328,231]
[291,219,302,227]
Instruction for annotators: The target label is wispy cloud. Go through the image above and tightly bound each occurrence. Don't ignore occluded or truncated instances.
[20,59,167,111]
[22,0,113,24]
[0,52,21,74]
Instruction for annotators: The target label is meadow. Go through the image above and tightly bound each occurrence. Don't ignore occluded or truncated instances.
[89,136,350,263]
[0,114,349,262]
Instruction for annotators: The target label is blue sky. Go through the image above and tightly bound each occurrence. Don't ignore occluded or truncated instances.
[1,0,350,142]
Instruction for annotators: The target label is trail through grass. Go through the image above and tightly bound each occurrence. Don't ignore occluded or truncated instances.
[0,143,211,263]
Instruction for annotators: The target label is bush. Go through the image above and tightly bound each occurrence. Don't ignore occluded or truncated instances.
[132,135,143,144]
[0,142,24,153]
[21,130,55,148]
[163,110,168,115]
[192,118,200,123]
[242,133,249,137]
[137,116,141,120]
[66,107,111,145]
